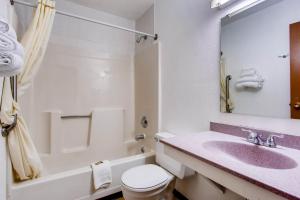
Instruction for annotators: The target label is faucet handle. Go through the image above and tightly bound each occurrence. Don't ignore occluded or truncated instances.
[241,128,257,138]
[265,134,284,148]
[242,128,263,145]
[135,133,146,141]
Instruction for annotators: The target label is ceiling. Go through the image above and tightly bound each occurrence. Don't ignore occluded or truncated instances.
[66,0,154,20]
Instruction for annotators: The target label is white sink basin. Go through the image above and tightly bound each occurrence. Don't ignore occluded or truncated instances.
[203,141,297,169]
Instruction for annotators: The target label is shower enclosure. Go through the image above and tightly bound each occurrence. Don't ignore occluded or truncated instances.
[8,0,160,199]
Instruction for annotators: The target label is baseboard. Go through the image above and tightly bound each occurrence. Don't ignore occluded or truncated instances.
[98,189,189,200]
[97,191,123,200]
[173,189,189,200]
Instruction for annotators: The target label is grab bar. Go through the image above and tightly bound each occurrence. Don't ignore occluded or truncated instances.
[225,75,232,113]
[61,114,92,119]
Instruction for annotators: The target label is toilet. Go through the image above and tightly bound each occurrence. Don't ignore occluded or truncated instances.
[121,132,195,200]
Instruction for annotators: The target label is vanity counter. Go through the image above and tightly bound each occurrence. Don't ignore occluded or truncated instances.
[161,131,300,200]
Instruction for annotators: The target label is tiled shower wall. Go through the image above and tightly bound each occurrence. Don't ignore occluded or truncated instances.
[17,0,136,173]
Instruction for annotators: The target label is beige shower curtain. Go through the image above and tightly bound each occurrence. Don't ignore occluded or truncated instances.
[0,0,55,181]
[220,56,234,112]
[18,0,56,96]
[1,78,43,181]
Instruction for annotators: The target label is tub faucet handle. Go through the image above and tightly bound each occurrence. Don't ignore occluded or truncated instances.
[135,133,146,141]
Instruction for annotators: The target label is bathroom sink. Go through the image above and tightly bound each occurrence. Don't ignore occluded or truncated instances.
[203,141,297,169]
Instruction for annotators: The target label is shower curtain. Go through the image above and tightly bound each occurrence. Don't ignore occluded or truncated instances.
[1,78,43,181]
[220,56,234,112]
[18,0,56,96]
[0,0,55,181]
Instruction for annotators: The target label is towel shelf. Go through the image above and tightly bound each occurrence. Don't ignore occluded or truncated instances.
[61,114,92,119]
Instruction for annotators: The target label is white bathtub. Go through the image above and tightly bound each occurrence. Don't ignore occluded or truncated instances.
[9,152,155,200]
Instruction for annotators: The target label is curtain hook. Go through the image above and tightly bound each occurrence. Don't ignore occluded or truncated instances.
[10,0,14,5]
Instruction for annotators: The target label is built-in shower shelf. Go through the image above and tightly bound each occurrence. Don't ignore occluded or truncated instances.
[40,108,126,172]
[61,116,91,153]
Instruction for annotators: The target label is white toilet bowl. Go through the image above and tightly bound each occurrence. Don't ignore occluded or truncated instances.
[121,164,174,200]
[121,133,194,200]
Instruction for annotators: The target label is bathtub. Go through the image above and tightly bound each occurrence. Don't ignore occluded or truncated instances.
[9,152,155,200]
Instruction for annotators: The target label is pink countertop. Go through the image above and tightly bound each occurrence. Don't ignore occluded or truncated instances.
[161,131,300,200]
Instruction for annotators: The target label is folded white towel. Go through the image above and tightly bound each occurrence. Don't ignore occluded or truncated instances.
[0,68,21,77]
[0,18,17,38]
[0,33,24,57]
[0,52,23,77]
[0,18,9,33]
[91,160,112,190]
[241,68,256,73]
[236,75,264,83]
[240,68,257,77]
[236,81,263,89]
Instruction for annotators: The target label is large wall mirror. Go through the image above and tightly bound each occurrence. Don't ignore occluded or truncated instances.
[220,0,300,119]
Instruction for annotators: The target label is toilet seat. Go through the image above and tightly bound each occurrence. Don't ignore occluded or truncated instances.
[121,164,171,192]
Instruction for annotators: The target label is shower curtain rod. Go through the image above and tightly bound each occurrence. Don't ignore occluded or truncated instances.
[11,0,158,40]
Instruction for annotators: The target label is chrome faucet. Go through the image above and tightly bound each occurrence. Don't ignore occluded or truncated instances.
[264,134,284,148]
[242,129,264,145]
[241,129,284,148]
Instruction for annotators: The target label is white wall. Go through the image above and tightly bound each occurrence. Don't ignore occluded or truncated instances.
[221,0,300,118]
[155,0,221,134]
[154,0,300,199]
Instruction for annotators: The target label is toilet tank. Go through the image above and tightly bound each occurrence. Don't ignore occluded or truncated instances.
[155,132,195,179]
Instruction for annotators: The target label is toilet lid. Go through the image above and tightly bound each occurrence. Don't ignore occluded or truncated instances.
[121,164,170,192]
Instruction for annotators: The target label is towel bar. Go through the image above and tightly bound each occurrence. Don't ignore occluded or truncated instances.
[61,114,92,119]
[225,75,232,113]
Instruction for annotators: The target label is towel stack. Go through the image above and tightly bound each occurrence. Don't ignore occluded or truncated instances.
[0,18,24,77]
[236,68,264,89]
